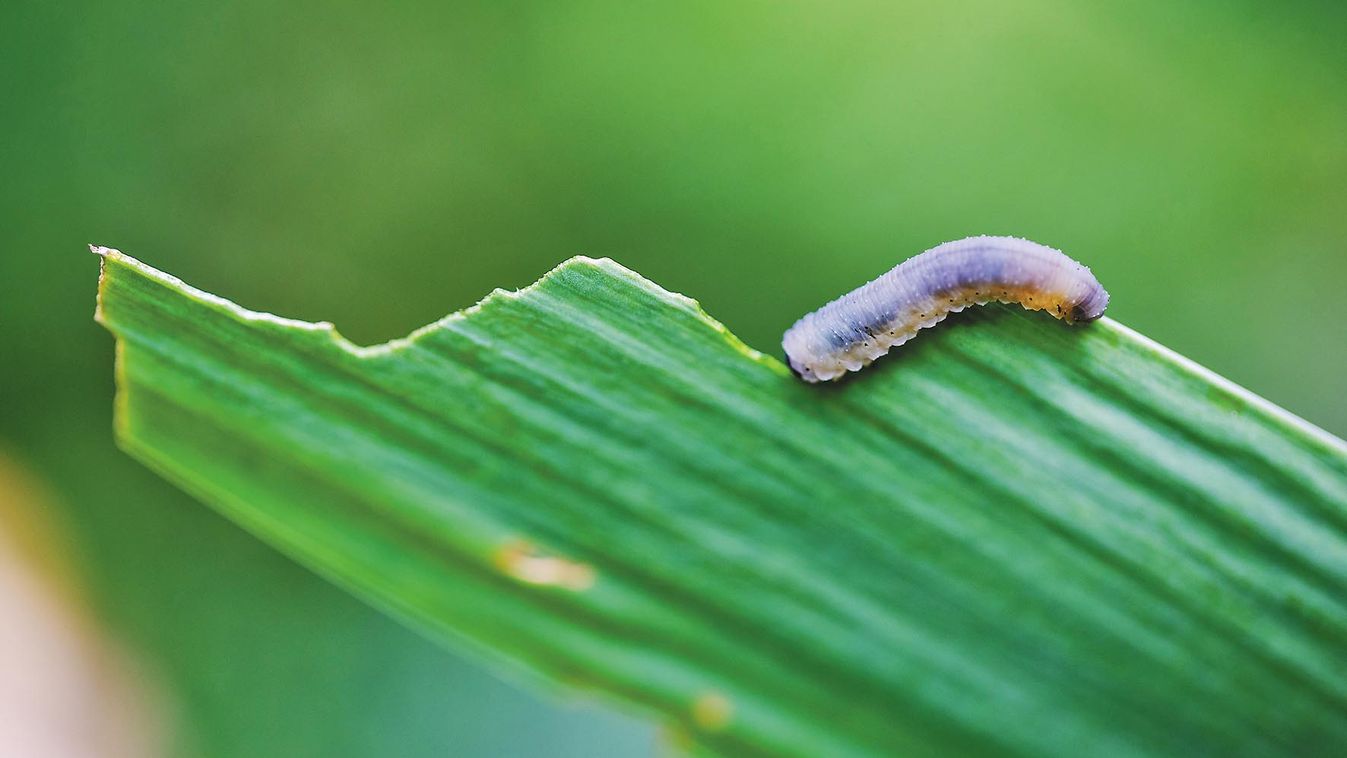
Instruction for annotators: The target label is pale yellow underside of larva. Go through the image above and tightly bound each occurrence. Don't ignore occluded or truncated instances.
[808,283,1078,382]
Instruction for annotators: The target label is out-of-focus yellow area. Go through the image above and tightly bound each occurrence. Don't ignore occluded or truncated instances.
[1,2,1344,756]
[0,451,165,758]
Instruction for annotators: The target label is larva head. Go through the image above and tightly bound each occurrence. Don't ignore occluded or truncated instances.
[783,350,823,383]
[782,320,837,382]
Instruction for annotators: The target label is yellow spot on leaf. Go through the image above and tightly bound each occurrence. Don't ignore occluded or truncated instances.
[691,690,733,731]
[493,539,595,590]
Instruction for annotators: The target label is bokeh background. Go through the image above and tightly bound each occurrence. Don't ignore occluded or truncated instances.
[2,2,1345,755]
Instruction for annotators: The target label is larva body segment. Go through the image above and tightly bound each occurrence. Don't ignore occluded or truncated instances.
[782,236,1109,382]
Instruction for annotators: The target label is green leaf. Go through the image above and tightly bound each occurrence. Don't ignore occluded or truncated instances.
[93,247,1347,757]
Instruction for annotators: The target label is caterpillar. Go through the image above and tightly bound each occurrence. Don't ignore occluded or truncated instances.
[782,236,1109,382]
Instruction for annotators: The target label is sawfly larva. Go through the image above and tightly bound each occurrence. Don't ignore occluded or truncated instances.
[782,236,1109,382]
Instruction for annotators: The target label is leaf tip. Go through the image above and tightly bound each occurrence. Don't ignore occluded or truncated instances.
[90,245,118,325]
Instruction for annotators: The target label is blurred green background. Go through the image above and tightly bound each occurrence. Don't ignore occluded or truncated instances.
[2,1,1345,756]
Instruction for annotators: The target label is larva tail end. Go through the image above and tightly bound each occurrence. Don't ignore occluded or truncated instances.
[1070,286,1111,323]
